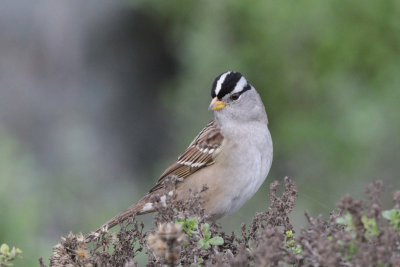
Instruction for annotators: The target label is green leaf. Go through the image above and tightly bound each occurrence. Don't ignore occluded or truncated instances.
[9,247,16,258]
[202,223,211,240]
[198,239,210,250]
[285,230,293,238]
[361,215,379,238]
[382,210,391,220]
[1,244,10,255]
[286,240,295,248]
[208,236,224,246]
[346,243,358,259]
[382,209,400,231]
[336,213,355,232]
[292,244,303,254]
[175,217,199,237]
[187,218,198,229]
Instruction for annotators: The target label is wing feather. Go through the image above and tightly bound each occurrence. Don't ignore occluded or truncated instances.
[149,120,223,193]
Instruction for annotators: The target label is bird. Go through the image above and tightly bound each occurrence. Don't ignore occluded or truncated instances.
[93,71,273,235]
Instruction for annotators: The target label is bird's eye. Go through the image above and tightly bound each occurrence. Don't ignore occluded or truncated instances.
[230,93,240,101]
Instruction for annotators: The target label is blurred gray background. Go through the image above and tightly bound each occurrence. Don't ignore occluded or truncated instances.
[1,0,399,265]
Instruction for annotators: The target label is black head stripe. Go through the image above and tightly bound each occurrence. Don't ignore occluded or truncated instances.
[217,72,243,99]
[210,71,252,99]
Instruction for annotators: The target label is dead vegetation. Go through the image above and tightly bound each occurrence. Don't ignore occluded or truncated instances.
[40,177,400,266]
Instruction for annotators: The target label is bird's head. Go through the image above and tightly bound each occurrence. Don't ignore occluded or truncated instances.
[209,71,267,125]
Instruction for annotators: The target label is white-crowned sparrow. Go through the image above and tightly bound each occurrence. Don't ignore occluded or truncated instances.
[95,71,273,232]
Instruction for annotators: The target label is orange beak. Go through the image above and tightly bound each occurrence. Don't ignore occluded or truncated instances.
[208,97,227,111]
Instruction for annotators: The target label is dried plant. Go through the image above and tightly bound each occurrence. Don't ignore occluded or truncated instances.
[41,177,400,266]
[147,223,185,266]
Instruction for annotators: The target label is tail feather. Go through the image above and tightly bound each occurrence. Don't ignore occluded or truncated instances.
[86,197,153,241]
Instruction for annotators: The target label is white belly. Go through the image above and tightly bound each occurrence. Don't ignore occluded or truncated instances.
[179,123,273,219]
[212,126,273,218]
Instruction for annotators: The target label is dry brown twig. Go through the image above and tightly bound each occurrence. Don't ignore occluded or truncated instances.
[41,177,400,266]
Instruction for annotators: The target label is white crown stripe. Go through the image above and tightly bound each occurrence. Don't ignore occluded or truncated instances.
[214,71,231,97]
[232,76,248,94]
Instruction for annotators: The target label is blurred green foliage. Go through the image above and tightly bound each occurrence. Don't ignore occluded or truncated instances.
[138,0,400,209]
[0,243,23,266]
[0,129,42,266]
[382,209,400,231]
[135,0,400,244]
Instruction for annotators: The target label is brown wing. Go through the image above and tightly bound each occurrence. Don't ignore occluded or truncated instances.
[149,120,223,193]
